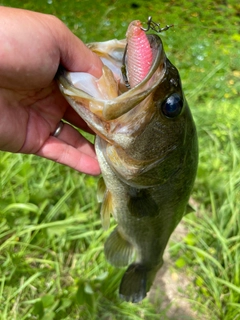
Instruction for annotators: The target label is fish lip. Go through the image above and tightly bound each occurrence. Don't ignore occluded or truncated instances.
[57,34,166,121]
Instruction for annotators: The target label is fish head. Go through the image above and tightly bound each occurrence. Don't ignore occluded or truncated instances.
[57,32,198,188]
[57,34,176,138]
[57,34,166,123]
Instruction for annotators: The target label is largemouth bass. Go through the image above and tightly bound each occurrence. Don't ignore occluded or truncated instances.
[57,18,198,303]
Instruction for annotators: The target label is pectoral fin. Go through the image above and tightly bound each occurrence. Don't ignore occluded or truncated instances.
[104,227,134,267]
[97,177,106,203]
[127,189,158,218]
[100,190,112,230]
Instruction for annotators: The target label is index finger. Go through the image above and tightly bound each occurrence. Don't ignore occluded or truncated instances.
[36,122,101,175]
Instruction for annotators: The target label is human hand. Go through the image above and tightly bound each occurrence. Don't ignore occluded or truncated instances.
[0,7,103,175]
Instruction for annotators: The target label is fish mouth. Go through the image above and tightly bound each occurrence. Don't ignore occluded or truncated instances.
[57,34,166,121]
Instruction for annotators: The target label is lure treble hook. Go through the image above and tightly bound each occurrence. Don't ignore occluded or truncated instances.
[140,16,173,33]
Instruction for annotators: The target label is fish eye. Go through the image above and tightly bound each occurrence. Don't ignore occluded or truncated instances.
[161,93,183,118]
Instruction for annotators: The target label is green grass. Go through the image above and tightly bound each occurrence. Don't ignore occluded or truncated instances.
[0,155,168,319]
[0,0,239,319]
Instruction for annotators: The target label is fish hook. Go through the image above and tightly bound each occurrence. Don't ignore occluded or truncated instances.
[140,16,173,33]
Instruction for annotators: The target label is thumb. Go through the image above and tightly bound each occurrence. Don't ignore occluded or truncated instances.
[56,20,103,78]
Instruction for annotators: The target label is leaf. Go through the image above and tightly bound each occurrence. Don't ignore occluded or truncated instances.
[42,294,55,308]
[183,233,196,246]
[175,258,186,268]
[33,300,44,318]
[42,311,55,320]
[56,298,72,312]
[84,283,94,295]
[96,272,109,281]
[2,203,39,214]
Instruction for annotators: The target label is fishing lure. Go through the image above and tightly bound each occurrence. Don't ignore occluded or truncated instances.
[122,16,173,88]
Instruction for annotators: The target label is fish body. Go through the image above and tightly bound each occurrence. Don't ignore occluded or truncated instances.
[57,20,198,303]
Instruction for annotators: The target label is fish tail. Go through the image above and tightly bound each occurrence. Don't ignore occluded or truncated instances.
[119,263,156,303]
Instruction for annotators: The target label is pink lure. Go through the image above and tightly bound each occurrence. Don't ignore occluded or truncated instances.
[126,20,153,88]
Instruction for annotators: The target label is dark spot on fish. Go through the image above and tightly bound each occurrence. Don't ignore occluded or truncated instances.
[130,3,140,9]
[160,93,183,118]
[127,188,158,217]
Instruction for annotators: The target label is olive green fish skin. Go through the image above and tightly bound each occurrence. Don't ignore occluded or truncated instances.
[57,34,198,303]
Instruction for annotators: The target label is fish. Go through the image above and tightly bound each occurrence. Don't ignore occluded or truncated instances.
[57,18,198,303]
